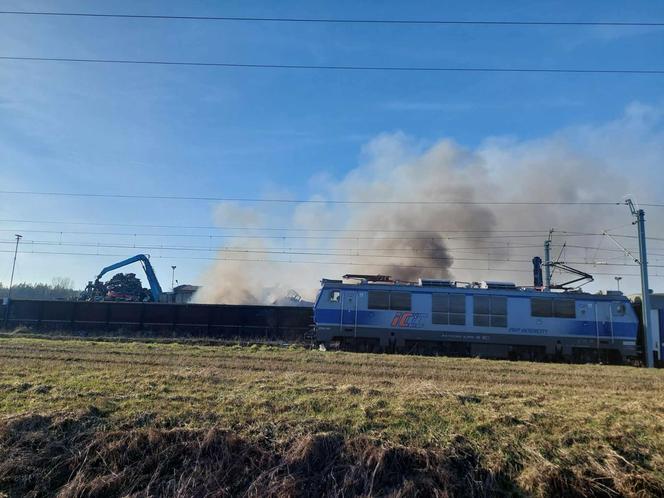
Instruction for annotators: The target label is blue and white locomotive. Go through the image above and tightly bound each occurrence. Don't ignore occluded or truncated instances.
[314,274,641,363]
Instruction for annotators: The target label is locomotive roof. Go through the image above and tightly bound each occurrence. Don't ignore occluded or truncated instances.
[320,277,627,300]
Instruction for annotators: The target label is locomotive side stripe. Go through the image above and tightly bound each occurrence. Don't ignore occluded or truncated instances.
[315,309,637,339]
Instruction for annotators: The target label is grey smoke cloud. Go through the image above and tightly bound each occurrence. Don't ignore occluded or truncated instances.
[194,103,664,304]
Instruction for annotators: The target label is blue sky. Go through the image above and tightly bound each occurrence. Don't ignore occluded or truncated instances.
[1,0,663,296]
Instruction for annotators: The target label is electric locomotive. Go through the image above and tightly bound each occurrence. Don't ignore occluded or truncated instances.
[314,274,643,363]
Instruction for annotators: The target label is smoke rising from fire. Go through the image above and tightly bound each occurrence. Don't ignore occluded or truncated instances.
[193,103,664,304]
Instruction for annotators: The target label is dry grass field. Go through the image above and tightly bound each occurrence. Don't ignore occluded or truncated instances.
[1,335,663,497]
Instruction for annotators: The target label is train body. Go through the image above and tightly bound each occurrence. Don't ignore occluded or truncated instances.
[314,276,641,363]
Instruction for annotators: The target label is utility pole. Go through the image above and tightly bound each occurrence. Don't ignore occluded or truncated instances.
[544,229,553,290]
[626,199,653,368]
[171,265,176,292]
[614,276,622,292]
[7,234,22,300]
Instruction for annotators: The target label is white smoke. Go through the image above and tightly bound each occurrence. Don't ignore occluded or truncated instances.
[194,103,664,303]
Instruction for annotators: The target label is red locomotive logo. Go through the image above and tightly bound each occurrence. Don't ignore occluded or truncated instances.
[391,312,426,328]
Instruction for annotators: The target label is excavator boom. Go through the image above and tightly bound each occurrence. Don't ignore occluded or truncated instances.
[95,254,163,301]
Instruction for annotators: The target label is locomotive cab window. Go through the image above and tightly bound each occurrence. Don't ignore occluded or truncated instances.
[613,302,626,316]
[368,291,390,310]
[329,290,341,302]
[390,292,411,311]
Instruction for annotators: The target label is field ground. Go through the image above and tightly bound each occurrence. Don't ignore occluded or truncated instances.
[1,335,663,497]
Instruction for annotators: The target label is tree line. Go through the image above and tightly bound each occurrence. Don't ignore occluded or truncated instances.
[0,277,79,300]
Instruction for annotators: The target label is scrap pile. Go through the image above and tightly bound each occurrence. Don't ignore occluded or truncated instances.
[81,273,149,302]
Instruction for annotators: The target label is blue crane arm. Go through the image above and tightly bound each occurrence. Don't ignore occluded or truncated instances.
[96,254,163,301]
[140,257,163,302]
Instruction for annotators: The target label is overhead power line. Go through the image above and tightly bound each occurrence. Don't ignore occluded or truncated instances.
[0,221,619,238]
[1,56,663,75]
[1,219,660,241]
[0,238,553,255]
[5,234,664,256]
[1,10,662,27]
[1,248,660,279]
[4,238,661,268]
[3,220,664,246]
[0,238,568,258]
[0,228,557,241]
[18,238,657,257]
[0,227,650,241]
[0,239,546,264]
[1,190,663,206]
[0,218,557,234]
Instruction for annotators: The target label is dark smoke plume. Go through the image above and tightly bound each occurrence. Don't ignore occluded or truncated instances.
[195,105,664,303]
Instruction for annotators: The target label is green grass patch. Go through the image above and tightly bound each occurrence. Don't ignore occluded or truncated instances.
[1,336,663,496]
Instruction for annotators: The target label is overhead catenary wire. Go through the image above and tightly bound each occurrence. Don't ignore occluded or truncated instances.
[1,190,663,206]
[0,239,541,262]
[1,222,663,246]
[1,56,663,75]
[0,238,552,254]
[2,219,662,241]
[1,248,660,279]
[4,220,664,246]
[5,236,664,258]
[0,218,568,234]
[1,10,663,27]
[2,227,661,242]
[0,239,550,264]
[3,238,663,268]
